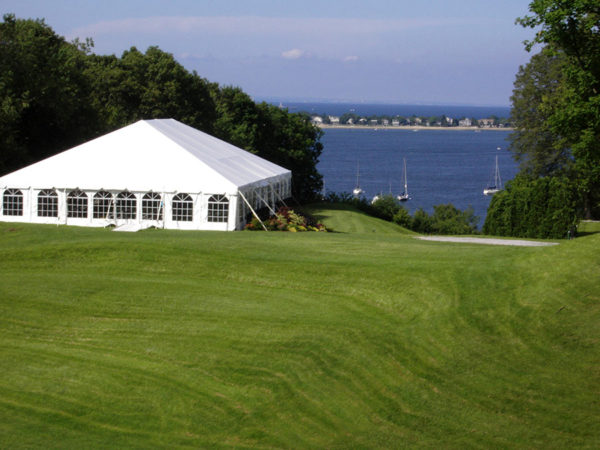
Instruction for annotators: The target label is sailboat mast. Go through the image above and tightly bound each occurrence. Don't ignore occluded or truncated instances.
[403,158,408,193]
[495,155,502,189]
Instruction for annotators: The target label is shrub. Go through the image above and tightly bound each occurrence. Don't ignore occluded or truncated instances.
[484,175,580,238]
[321,192,479,234]
[392,207,411,228]
[411,208,433,234]
[431,204,479,235]
[245,207,327,232]
[370,194,401,221]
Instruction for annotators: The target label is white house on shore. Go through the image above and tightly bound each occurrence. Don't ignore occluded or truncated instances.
[0,119,291,231]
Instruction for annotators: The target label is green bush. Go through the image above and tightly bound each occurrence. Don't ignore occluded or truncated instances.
[484,175,579,238]
[431,204,479,235]
[392,207,412,228]
[245,207,327,232]
[411,208,433,234]
[322,192,478,234]
[370,194,401,221]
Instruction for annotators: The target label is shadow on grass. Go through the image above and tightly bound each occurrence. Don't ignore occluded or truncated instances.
[574,230,599,238]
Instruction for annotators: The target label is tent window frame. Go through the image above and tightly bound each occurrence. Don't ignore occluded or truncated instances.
[67,189,88,218]
[142,193,162,220]
[207,194,229,223]
[116,191,137,220]
[37,189,58,217]
[2,189,23,216]
[172,193,193,222]
[93,191,114,219]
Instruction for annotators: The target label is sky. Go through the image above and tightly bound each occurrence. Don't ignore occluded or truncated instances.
[2,0,537,106]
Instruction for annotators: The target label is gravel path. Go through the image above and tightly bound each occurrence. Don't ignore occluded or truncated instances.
[416,236,559,247]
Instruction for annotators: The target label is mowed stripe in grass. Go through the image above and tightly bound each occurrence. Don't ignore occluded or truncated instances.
[0,217,598,448]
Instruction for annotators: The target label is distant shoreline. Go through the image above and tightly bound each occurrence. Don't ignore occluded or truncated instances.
[317,124,513,131]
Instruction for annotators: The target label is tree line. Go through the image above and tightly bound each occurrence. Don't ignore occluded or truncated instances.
[484,0,600,237]
[0,14,324,202]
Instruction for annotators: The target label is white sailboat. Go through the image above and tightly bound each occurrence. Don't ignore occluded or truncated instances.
[397,158,410,201]
[372,182,389,204]
[352,161,363,196]
[483,155,502,195]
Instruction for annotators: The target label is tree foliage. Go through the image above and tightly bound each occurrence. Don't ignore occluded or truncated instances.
[85,47,217,135]
[510,51,572,176]
[0,14,99,174]
[322,192,478,235]
[483,175,579,238]
[514,0,600,218]
[0,15,324,202]
[210,86,323,201]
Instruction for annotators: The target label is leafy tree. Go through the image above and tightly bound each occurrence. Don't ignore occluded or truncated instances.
[210,85,259,150]
[0,15,324,202]
[510,50,571,177]
[253,102,323,202]
[411,209,433,234]
[339,113,359,124]
[484,175,579,238]
[370,194,401,221]
[392,207,411,228]
[516,0,600,218]
[210,85,324,202]
[86,46,216,134]
[431,204,478,235]
[0,14,99,174]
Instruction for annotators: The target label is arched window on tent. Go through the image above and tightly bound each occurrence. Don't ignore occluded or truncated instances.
[207,194,229,223]
[67,190,88,218]
[93,191,113,219]
[172,193,193,222]
[142,193,162,220]
[37,189,58,217]
[116,191,136,219]
[2,189,23,216]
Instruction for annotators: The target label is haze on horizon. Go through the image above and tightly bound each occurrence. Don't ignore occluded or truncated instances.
[2,0,535,107]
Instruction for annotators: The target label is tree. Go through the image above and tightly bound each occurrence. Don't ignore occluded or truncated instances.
[0,15,324,202]
[484,175,579,238]
[411,209,433,234]
[85,47,216,134]
[392,207,411,228]
[253,102,323,202]
[0,14,99,174]
[431,204,479,235]
[210,85,324,202]
[370,194,400,221]
[516,0,600,218]
[510,50,571,176]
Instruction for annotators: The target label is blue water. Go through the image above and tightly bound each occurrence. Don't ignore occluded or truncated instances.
[282,102,511,120]
[317,128,518,227]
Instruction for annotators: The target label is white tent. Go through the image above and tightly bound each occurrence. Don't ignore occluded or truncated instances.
[0,119,292,231]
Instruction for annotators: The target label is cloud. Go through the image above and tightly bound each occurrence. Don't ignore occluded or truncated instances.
[70,15,479,38]
[281,49,307,60]
[343,55,359,62]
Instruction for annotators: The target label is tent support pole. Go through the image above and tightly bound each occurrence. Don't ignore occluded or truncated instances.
[270,183,288,207]
[238,191,268,231]
[255,190,276,216]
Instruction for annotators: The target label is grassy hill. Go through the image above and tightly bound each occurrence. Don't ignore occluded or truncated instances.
[0,209,598,448]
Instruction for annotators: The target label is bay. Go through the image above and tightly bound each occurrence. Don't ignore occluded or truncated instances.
[317,128,519,228]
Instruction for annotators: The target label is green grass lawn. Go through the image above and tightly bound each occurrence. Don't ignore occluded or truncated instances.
[0,210,598,448]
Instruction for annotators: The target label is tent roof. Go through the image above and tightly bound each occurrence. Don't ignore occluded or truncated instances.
[0,119,291,193]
